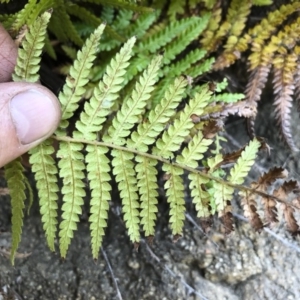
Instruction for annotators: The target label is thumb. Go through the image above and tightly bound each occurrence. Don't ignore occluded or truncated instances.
[0,82,61,167]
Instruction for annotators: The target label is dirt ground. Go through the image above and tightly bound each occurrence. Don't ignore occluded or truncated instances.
[1,99,300,300]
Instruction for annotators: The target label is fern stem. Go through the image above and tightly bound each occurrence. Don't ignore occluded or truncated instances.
[52,135,293,209]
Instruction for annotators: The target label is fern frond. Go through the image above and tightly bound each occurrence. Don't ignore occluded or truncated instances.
[163,164,185,236]
[83,0,153,13]
[177,131,213,220]
[124,11,158,38]
[214,139,260,222]
[153,84,212,159]
[257,167,287,223]
[127,76,188,152]
[162,15,210,65]
[10,0,37,33]
[112,150,140,243]
[273,181,300,234]
[200,1,222,52]
[189,174,211,218]
[167,0,185,21]
[273,53,297,151]
[4,158,26,264]
[29,140,59,251]
[66,3,102,28]
[176,131,213,168]
[58,24,105,131]
[58,141,86,258]
[86,145,111,259]
[162,49,207,78]
[53,2,83,46]
[253,0,272,5]
[75,36,136,140]
[137,18,200,53]
[136,156,158,237]
[104,55,162,145]
[12,11,51,82]
[239,189,264,231]
[229,138,260,185]
[100,6,114,23]
[245,64,271,107]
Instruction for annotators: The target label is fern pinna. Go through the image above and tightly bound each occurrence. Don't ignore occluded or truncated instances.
[4,11,300,264]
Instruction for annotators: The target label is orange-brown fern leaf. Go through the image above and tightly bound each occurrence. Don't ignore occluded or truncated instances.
[257,167,288,187]
[219,201,234,234]
[245,64,271,108]
[219,100,256,118]
[273,53,298,151]
[254,167,288,224]
[273,180,300,235]
[259,168,288,223]
[239,189,264,231]
[244,64,271,138]
[200,100,256,122]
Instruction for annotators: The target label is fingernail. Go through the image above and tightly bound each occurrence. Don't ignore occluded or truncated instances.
[10,89,58,144]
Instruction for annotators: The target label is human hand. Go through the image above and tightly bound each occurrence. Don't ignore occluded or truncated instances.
[0,25,61,168]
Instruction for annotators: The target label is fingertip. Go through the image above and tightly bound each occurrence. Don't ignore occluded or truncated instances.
[0,25,18,82]
[0,82,61,167]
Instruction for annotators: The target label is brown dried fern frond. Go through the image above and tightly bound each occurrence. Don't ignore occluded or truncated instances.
[219,201,234,234]
[257,167,288,224]
[240,188,264,231]
[239,169,300,235]
[274,180,300,235]
[273,52,298,151]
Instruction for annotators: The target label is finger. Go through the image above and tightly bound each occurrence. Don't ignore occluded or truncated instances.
[0,24,18,82]
[0,82,61,167]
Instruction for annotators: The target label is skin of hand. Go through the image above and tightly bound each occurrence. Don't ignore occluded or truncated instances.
[0,24,61,168]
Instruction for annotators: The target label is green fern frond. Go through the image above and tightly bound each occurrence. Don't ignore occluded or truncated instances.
[29,140,59,251]
[101,6,115,23]
[162,49,207,77]
[136,156,158,237]
[229,138,260,185]
[167,0,185,21]
[23,176,34,215]
[189,174,211,218]
[162,15,210,65]
[58,23,105,131]
[112,150,140,243]
[66,3,102,28]
[44,33,56,59]
[137,18,200,53]
[177,131,213,219]
[4,158,26,265]
[53,2,83,46]
[75,36,136,140]
[104,55,162,145]
[253,0,272,5]
[213,93,245,103]
[127,76,188,151]
[153,84,212,159]
[86,145,111,259]
[124,11,158,38]
[10,0,37,33]
[58,141,86,258]
[176,131,213,168]
[12,10,51,82]
[163,164,185,236]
